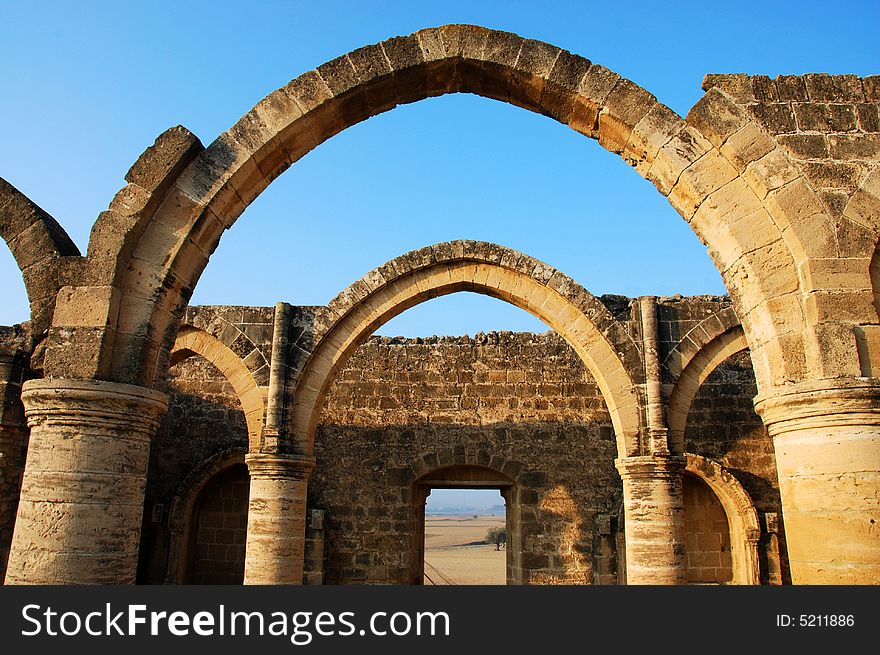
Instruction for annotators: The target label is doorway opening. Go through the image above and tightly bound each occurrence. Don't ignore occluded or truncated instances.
[413,465,514,585]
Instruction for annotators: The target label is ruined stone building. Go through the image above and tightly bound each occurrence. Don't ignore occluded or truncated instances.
[1,25,878,585]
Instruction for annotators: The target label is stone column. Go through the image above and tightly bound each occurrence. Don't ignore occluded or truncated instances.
[639,297,669,454]
[615,455,687,584]
[243,453,315,584]
[755,378,880,584]
[5,378,168,584]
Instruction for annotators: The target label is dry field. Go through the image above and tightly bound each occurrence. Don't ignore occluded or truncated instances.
[423,515,506,585]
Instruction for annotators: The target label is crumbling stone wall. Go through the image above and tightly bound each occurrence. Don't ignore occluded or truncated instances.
[682,474,733,583]
[311,331,621,585]
[134,297,784,585]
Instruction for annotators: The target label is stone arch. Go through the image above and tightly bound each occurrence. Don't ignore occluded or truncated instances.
[667,326,749,453]
[684,453,761,585]
[170,326,265,449]
[411,448,521,585]
[287,241,643,457]
[0,177,81,335]
[662,305,741,381]
[165,447,247,584]
[87,24,825,395]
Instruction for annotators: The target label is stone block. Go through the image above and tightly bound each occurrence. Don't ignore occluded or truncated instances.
[647,127,713,195]
[124,126,204,193]
[701,74,753,102]
[804,74,864,102]
[749,103,796,134]
[775,76,808,102]
[742,148,799,199]
[776,133,829,160]
[856,103,880,132]
[687,88,749,149]
[719,123,775,171]
[828,133,880,160]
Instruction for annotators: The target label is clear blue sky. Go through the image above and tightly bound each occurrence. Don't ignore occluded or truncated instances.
[1,1,877,335]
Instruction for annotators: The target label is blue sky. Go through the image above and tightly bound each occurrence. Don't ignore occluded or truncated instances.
[1,0,878,337]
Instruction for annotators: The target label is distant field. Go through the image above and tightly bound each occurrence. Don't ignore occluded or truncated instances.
[423,515,506,585]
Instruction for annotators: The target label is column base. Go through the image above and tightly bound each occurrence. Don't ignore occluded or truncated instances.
[243,453,315,585]
[615,455,687,585]
[5,378,167,585]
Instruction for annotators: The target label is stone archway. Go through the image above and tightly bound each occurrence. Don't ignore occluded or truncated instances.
[0,177,81,338]
[170,326,266,451]
[77,24,841,396]
[667,326,750,453]
[165,447,247,584]
[286,241,643,458]
[684,454,761,585]
[413,464,515,585]
[5,25,879,586]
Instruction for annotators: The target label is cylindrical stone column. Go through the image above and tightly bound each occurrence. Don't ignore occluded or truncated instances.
[243,453,315,585]
[5,378,168,584]
[615,455,687,584]
[755,378,880,584]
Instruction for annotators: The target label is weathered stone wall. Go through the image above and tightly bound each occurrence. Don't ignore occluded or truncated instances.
[133,297,785,585]
[682,475,733,584]
[684,351,787,583]
[138,355,250,583]
[0,326,30,582]
[311,331,621,585]
[188,464,249,585]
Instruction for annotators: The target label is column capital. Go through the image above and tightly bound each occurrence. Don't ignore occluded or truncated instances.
[245,453,315,480]
[754,377,880,437]
[615,455,686,480]
[21,377,168,433]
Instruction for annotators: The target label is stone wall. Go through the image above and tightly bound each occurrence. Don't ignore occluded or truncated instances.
[187,464,249,585]
[311,331,620,585]
[682,475,733,584]
[138,355,250,583]
[0,326,30,582]
[684,350,788,583]
[134,298,785,585]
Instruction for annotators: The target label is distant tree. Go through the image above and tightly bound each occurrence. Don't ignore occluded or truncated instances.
[486,527,507,550]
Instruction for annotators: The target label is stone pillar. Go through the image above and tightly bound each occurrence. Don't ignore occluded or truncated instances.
[615,455,687,584]
[639,297,669,454]
[243,453,315,585]
[755,379,880,584]
[5,378,168,584]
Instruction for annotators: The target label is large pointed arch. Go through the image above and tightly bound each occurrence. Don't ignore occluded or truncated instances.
[76,24,840,393]
[0,177,81,336]
[284,241,643,457]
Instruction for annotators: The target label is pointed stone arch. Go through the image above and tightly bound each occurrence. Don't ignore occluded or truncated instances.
[667,326,750,453]
[78,24,825,397]
[0,177,81,336]
[286,241,643,457]
[170,326,265,450]
[165,447,247,584]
